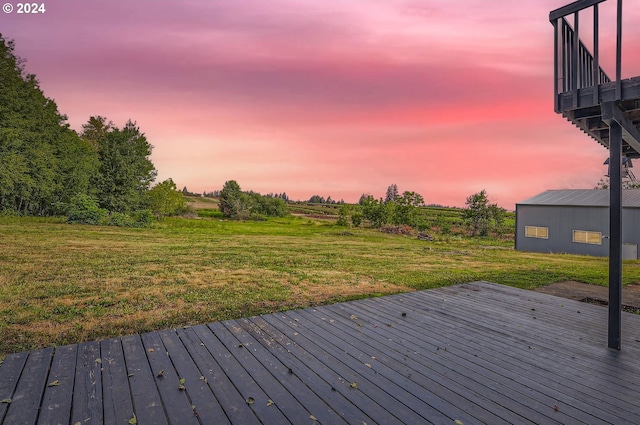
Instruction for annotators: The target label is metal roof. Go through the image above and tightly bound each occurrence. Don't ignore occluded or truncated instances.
[517,189,640,207]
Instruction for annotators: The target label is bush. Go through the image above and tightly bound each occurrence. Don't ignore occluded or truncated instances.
[107,212,135,227]
[337,204,363,227]
[66,194,108,225]
[351,211,363,227]
[131,209,154,227]
[106,210,153,227]
[219,181,288,220]
[0,208,21,217]
[147,178,187,218]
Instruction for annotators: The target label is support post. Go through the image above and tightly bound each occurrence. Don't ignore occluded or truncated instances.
[609,120,623,350]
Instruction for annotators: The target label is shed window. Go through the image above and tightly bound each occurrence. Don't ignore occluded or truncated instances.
[525,226,548,239]
[573,230,602,245]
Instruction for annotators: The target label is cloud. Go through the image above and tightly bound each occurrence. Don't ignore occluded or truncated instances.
[1,0,623,208]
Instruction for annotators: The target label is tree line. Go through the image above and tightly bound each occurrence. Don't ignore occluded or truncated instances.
[338,184,507,237]
[0,34,186,225]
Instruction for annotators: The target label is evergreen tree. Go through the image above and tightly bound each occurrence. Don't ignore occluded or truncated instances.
[385,184,399,203]
[219,180,245,218]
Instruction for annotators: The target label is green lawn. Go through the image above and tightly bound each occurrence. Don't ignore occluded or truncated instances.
[1,214,638,358]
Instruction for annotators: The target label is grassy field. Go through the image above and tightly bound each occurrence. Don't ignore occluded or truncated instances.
[1,212,639,358]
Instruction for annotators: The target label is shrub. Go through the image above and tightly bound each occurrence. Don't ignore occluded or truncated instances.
[351,211,363,227]
[0,208,21,217]
[66,194,108,225]
[107,212,135,227]
[219,180,288,219]
[132,209,154,227]
[147,178,188,218]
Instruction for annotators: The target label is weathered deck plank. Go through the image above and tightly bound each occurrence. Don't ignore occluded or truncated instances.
[157,329,230,425]
[100,338,134,425]
[241,316,379,425]
[120,334,168,425]
[0,351,28,423]
[219,320,349,425]
[2,281,640,425]
[36,345,76,425]
[70,341,102,425]
[2,347,51,425]
[194,323,292,424]
[140,331,201,425]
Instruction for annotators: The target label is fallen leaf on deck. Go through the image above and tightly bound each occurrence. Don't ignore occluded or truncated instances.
[128,414,137,424]
[246,397,255,405]
[48,380,60,387]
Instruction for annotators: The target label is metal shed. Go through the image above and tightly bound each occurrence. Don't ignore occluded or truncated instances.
[515,189,640,259]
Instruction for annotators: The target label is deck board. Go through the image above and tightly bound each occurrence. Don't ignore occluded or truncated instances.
[2,347,51,425]
[101,338,134,425]
[70,341,102,425]
[120,334,169,425]
[36,344,76,425]
[0,351,27,423]
[2,281,640,425]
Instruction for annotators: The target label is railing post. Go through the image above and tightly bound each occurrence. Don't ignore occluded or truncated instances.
[616,0,623,100]
[572,12,580,107]
[593,3,600,104]
[554,19,560,112]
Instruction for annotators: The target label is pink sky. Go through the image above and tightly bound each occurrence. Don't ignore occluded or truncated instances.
[2,0,640,209]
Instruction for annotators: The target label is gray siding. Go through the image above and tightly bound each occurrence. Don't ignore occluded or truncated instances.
[515,204,640,257]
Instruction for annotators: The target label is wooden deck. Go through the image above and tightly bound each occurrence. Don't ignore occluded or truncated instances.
[2,281,640,424]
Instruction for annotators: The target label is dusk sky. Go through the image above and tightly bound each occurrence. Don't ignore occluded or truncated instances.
[2,0,640,208]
